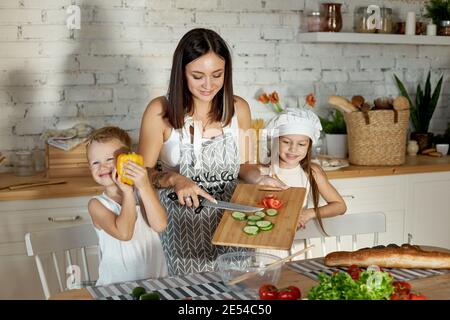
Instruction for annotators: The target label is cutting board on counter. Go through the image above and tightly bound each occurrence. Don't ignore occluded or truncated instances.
[212,183,306,250]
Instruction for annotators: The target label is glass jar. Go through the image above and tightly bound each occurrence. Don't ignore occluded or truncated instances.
[355,6,376,33]
[322,3,343,32]
[355,6,393,33]
[14,151,35,176]
[378,7,393,34]
[438,20,450,36]
[307,11,323,32]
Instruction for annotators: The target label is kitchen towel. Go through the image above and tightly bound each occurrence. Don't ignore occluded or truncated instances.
[286,257,450,282]
[86,271,257,300]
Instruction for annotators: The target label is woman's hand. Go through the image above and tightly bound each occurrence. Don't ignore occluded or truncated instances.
[173,175,216,208]
[111,167,134,195]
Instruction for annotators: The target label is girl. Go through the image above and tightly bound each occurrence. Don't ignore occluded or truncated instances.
[86,126,168,285]
[263,107,347,235]
[138,28,279,275]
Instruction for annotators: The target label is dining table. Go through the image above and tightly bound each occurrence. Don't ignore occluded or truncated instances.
[51,246,450,300]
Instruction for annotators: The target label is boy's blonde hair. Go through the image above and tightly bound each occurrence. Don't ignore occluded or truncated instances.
[86,126,132,150]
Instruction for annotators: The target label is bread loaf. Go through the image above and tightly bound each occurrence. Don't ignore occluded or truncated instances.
[328,95,359,113]
[324,244,450,269]
[393,96,410,111]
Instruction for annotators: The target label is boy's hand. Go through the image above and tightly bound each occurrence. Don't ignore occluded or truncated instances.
[121,161,151,191]
[112,167,133,194]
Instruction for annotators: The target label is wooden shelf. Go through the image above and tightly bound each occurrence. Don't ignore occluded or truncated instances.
[299,32,450,45]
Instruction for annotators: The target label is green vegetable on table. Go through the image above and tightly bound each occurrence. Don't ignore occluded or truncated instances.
[307,269,395,300]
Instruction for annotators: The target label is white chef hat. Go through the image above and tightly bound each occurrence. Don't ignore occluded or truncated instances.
[264,107,322,144]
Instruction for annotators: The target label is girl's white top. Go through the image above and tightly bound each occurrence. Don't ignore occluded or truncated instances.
[275,164,310,208]
[93,193,168,286]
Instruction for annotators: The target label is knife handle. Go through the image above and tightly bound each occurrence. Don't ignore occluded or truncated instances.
[194,197,205,214]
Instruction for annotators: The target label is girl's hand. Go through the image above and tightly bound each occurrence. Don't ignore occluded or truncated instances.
[173,175,216,208]
[257,175,289,189]
[297,209,315,229]
[111,167,133,195]
[122,160,151,191]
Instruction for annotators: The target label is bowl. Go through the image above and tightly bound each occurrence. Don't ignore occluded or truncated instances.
[215,251,282,293]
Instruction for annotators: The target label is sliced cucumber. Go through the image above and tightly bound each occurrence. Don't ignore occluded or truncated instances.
[256,220,272,228]
[231,211,247,221]
[243,225,259,235]
[266,208,278,216]
[260,223,274,231]
[247,215,263,222]
[247,220,257,226]
[255,211,266,218]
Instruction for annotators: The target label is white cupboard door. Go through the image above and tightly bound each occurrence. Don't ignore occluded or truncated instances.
[405,172,450,249]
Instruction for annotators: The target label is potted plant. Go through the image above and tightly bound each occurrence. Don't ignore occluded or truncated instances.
[319,109,348,158]
[394,71,444,152]
[424,0,450,36]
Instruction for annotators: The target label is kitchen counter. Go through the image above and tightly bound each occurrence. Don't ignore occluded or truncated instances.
[1,155,450,201]
[325,155,450,179]
[0,172,102,201]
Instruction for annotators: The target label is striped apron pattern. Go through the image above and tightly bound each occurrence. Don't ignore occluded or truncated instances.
[159,117,248,276]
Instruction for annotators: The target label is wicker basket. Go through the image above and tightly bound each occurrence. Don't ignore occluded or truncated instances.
[344,109,410,166]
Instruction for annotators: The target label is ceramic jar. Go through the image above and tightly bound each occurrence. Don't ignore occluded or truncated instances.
[407,140,419,156]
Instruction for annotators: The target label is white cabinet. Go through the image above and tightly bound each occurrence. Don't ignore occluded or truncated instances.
[405,171,450,249]
[0,196,99,299]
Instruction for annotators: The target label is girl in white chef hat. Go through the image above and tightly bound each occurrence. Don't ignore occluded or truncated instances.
[262,106,347,232]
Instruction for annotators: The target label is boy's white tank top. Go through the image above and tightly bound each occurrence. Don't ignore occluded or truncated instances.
[93,193,168,286]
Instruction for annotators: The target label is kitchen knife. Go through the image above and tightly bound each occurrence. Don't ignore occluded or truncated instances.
[197,198,264,213]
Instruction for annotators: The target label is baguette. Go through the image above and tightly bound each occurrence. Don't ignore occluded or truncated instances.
[328,95,359,113]
[324,244,450,269]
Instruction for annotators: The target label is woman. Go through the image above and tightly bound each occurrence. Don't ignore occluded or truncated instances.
[138,28,284,275]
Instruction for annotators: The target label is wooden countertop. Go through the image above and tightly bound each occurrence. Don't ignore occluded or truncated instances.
[1,155,450,201]
[325,155,450,179]
[0,172,102,201]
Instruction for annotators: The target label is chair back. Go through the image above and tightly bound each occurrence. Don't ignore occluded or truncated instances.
[25,224,98,299]
[292,212,386,259]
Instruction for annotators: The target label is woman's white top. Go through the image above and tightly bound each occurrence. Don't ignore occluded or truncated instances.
[158,115,239,171]
[93,193,168,286]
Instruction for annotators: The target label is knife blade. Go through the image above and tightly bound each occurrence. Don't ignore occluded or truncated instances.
[200,199,264,213]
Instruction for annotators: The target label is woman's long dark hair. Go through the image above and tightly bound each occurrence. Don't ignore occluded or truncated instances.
[164,28,235,129]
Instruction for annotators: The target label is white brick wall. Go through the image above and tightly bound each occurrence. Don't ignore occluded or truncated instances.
[0,0,449,171]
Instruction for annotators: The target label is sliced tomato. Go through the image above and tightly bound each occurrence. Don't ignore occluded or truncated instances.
[267,198,283,209]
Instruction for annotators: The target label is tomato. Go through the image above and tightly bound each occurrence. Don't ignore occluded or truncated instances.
[393,281,411,296]
[261,195,283,209]
[347,265,362,280]
[277,286,301,300]
[409,293,427,300]
[259,284,278,300]
[267,199,283,209]
[390,294,409,300]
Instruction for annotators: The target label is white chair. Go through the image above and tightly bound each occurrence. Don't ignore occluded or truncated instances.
[25,224,99,299]
[291,212,386,259]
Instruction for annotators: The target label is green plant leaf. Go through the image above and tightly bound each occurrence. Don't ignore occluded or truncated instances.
[319,109,347,134]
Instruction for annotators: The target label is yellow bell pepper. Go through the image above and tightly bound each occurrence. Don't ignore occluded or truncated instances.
[116,152,144,185]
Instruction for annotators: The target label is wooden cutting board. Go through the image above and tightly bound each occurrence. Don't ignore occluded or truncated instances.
[212,183,306,250]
